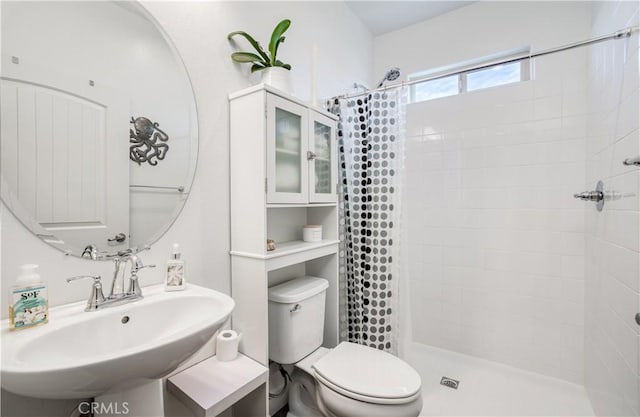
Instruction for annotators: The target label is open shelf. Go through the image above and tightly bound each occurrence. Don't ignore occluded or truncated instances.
[263,239,339,259]
[230,239,339,271]
[167,354,268,417]
[267,253,339,348]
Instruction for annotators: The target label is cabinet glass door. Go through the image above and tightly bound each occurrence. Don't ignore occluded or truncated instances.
[309,112,337,203]
[266,94,308,204]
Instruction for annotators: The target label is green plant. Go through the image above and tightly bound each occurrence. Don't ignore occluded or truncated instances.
[227,19,292,73]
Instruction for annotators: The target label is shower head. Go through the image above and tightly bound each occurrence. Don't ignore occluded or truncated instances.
[376,67,401,88]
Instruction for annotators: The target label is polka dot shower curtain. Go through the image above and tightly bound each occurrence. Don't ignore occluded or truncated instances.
[328,88,411,357]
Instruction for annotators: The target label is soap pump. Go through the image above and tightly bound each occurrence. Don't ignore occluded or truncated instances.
[165,243,186,291]
[9,264,49,330]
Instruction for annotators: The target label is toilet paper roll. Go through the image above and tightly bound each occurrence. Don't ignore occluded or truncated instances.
[216,330,241,362]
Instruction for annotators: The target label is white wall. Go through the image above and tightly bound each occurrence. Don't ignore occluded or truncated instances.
[584,1,639,415]
[0,1,372,414]
[375,1,592,383]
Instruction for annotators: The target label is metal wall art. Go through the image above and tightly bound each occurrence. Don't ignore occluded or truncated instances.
[129,116,170,166]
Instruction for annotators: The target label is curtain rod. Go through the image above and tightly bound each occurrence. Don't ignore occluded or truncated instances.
[335,26,639,101]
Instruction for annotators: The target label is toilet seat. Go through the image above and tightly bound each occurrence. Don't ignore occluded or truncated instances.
[314,371,422,405]
[311,342,421,405]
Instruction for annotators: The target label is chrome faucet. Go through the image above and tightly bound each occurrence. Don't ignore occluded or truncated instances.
[66,275,105,311]
[125,254,155,297]
[67,250,156,311]
[109,251,132,299]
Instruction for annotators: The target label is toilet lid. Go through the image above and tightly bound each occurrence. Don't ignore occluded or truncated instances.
[312,342,421,403]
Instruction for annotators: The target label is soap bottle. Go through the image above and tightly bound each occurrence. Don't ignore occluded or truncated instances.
[9,264,49,331]
[165,243,186,291]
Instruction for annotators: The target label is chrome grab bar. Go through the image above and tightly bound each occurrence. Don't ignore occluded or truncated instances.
[129,184,185,193]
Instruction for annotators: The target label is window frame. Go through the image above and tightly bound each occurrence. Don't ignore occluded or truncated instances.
[409,51,531,103]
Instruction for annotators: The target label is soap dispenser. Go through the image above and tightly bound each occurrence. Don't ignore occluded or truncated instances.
[165,243,186,291]
[9,264,48,331]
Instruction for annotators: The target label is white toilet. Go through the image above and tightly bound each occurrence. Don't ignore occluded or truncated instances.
[268,277,423,417]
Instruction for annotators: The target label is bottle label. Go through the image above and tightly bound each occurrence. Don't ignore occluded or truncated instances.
[166,264,184,288]
[12,286,48,329]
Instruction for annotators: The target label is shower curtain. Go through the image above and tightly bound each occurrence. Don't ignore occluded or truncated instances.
[328,88,411,358]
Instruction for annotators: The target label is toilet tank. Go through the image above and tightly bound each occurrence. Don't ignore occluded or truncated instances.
[268,276,329,364]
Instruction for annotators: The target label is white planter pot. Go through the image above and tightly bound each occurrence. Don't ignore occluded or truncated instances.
[261,67,292,93]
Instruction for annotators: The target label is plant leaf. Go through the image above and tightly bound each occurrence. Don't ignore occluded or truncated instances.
[269,19,291,65]
[251,63,268,73]
[231,52,266,64]
[273,37,286,65]
[274,60,291,71]
[228,31,270,63]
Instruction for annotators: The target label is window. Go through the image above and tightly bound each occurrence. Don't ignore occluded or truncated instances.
[409,49,530,103]
[413,75,458,101]
[466,61,522,91]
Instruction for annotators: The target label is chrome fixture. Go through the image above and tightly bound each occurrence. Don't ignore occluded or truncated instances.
[66,275,105,311]
[106,249,155,299]
[81,244,98,260]
[125,254,155,297]
[129,184,185,193]
[440,376,460,390]
[376,67,401,88]
[574,180,605,211]
[68,250,155,311]
[623,156,640,166]
[107,233,127,244]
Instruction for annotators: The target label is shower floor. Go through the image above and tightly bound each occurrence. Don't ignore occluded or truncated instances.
[408,343,594,416]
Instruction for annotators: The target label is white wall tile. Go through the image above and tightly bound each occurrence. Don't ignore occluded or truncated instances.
[399,23,589,381]
[585,2,640,415]
[377,0,637,395]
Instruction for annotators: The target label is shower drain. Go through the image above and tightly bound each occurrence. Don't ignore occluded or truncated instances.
[440,376,460,390]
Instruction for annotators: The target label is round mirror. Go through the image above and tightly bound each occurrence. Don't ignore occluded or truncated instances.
[0,1,197,259]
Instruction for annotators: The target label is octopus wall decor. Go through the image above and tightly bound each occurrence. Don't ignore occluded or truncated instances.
[129,116,170,166]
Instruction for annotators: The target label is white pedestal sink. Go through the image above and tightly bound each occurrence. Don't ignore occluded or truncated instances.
[1,284,234,399]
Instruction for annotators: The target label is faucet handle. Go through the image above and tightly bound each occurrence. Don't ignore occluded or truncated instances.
[127,264,155,297]
[66,275,101,283]
[137,264,156,271]
[66,275,106,311]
